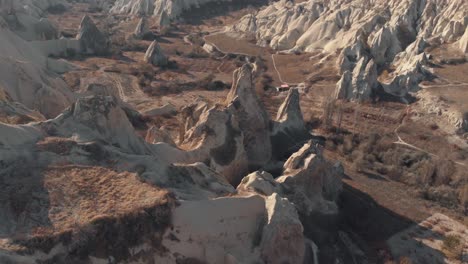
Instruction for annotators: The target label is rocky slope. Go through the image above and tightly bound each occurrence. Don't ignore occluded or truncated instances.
[229,0,467,101]
[0,17,73,118]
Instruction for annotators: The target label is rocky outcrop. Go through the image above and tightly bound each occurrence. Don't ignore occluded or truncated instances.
[277,141,343,217]
[271,88,310,159]
[144,40,168,67]
[146,125,176,146]
[334,58,378,101]
[0,22,73,118]
[259,193,306,264]
[237,170,280,196]
[0,88,46,124]
[51,95,150,154]
[226,64,272,169]
[77,15,110,55]
[133,17,149,39]
[458,26,468,54]
[180,104,249,185]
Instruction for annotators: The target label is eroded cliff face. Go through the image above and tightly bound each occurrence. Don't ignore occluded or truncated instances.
[229,0,467,101]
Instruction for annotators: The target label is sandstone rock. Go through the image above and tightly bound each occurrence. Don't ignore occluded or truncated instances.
[271,88,310,159]
[167,162,236,198]
[458,27,468,54]
[277,141,342,216]
[142,103,177,117]
[51,95,149,155]
[370,26,402,66]
[0,24,73,118]
[0,89,46,124]
[334,70,353,100]
[334,58,378,101]
[146,125,176,146]
[237,171,280,196]
[225,64,272,168]
[381,53,430,97]
[181,105,248,185]
[76,15,110,55]
[144,40,168,67]
[133,17,149,39]
[260,193,306,264]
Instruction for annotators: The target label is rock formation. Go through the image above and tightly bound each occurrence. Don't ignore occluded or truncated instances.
[225,63,272,169]
[259,193,306,264]
[458,26,468,54]
[230,0,467,100]
[144,40,168,67]
[77,15,110,55]
[277,141,342,217]
[271,88,310,159]
[0,18,73,118]
[179,104,249,185]
[334,58,378,101]
[110,0,236,20]
[0,80,343,263]
[133,17,149,39]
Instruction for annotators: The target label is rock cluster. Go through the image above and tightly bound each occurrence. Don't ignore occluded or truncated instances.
[230,0,467,100]
[0,62,344,263]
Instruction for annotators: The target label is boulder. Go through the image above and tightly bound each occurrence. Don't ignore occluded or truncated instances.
[76,15,110,55]
[144,40,168,67]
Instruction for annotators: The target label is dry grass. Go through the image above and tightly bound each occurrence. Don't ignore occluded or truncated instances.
[39,165,171,235]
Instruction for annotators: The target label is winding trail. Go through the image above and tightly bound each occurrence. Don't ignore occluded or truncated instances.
[271,53,301,86]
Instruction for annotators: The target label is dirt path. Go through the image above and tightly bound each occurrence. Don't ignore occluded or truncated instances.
[393,106,467,167]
